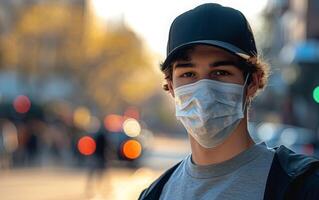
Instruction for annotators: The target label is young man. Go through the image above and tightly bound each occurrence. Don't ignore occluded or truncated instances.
[139,3,319,200]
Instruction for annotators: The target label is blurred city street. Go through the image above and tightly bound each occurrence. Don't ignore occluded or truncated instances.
[1,0,319,199]
[0,167,161,200]
[0,136,189,200]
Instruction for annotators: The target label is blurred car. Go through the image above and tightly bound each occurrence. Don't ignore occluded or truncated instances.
[0,100,152,168]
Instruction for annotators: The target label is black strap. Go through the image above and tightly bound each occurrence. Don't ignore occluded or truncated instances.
[264,146,319,200]
[263,151,292,200]
[285,162,319,200]
[139,161,182,200]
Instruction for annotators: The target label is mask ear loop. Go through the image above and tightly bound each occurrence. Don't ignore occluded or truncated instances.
[242,73,251,112]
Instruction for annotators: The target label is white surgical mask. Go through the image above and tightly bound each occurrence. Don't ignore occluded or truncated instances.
[174,75,249,148]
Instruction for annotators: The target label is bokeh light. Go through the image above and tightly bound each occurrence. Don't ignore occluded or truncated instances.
[13,95,31,114]
[86,116,101,133]
[257,123,276,141]
[77,136,96,156]
[73,107,91,129]
[104,114,123,132]
[280,128,298,147]
[303,144,314,155]
[282,67,299,85]
[313,86,319,103]
[122,139,142,160]
[124,106,140,120]
[123,118,141,137]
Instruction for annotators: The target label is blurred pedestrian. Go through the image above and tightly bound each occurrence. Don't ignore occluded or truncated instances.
[86,129,111,198]
[139,3,319,200]
[25,120,40,166]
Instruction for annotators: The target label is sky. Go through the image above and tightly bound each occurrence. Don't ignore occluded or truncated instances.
[90,0,268,58]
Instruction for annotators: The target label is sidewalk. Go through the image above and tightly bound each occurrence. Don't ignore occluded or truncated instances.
[0,167,162,200]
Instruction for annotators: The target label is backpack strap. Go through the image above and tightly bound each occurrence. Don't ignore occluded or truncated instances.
[264,145,319,200]
[138,161,182,200]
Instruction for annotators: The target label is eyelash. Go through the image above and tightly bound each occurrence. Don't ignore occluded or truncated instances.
[212,70,231,76]
[179,70,231,78]
[180,72,195,78]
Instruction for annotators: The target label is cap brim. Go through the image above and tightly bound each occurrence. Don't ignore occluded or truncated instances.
[162,40,251,70]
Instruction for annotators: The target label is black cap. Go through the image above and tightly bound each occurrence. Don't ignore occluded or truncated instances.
[162,3,257,70]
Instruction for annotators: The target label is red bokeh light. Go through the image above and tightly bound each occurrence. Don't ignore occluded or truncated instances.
[13,95,31,114]
[303,144,314,155]
[104,114,124,132]
[124,106,140,120]
[77,136,96,156]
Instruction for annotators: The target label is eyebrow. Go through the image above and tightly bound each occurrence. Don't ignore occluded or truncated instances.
[174,60,238,69]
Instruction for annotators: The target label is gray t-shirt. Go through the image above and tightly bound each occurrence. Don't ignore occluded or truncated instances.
[160,143,275,200]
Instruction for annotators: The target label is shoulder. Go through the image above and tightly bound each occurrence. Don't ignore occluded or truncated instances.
[273,145,319,179]
[265,145,319,199]
[138,161,183,200]
[287,162,319,199]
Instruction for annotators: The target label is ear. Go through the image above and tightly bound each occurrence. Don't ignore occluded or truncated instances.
[167,79,175,98]
[246,73,260,100]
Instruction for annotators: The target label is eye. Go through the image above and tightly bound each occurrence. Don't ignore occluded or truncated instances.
[180,72,195,78]
[211,70,230,76]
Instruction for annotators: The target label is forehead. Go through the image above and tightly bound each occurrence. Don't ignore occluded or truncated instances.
[182,45,238,61]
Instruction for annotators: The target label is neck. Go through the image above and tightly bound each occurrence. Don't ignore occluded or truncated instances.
[190,118,255,166]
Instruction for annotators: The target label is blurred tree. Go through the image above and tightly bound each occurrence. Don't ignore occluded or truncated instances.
[0,2,159,114]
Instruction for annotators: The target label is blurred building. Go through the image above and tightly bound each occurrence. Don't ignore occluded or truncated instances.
[0,0,158,113]
[0,0,86,32]
[264,0,319,131]
[0,0,87,102]
[0,0,164,169]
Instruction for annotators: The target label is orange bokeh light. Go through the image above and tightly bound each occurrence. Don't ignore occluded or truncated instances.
[13,95,31,114]
[124,106,140,120]
[104,114,124,132]
[122,139,142,160]
[77,136,96,156]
